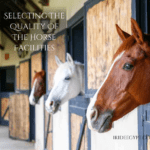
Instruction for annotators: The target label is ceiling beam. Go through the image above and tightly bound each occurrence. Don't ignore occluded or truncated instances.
[26,0,42,13]
[10,0,37,23]
[2,28,21,45]
[5,2,34,27]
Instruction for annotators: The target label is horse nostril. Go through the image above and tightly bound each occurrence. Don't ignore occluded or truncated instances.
[50,101,54,106]
[90,107,98,122]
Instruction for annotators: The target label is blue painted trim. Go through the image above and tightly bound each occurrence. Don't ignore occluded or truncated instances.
[15,66,20,91]
[138,106,144,150]
[67,7,84,28]
[85,89,97,98]
[30,50,42,56]
[0,92,14,98]
[68,19,83,58]
[19,59,30,64]
[16,90,30,95]
[69,110,71,150]
[135,0,149,150]
[76,116,86,150]
[67,6,91,149]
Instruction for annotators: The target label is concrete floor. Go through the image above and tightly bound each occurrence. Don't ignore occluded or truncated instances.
[0,125,35,150]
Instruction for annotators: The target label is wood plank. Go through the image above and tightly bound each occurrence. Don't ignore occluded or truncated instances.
[47,34,66,90]
[87,0,132,89]
[1,98,9,121]
[20,61,29,90]
[9,94,30,140]
[31,52,42,84]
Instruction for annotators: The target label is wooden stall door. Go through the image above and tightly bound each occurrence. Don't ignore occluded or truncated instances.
[86,0,132,91]
[9,60,30,141]
[0,96,9,126]
[9,94,30,140]
[69,97,90,150]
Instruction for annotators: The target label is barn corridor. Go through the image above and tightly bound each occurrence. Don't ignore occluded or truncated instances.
[0,126,35,150]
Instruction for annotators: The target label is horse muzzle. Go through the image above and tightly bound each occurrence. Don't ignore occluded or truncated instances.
[33,96,40,104]
[45,100,61,114]
[90,108,113,133]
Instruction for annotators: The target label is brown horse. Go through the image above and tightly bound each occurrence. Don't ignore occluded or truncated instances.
[86,18,150,133]
[29,70,46,105]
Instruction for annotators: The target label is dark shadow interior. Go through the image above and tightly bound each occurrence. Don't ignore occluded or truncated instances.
[0,67,15,92]
[71,20,84,64]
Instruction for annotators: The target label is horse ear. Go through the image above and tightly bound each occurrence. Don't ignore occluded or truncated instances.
[41,70,45,77]
[116,24,130,41]
[131,18,144,44]
[55,55,63,66]
[66,53,74,65]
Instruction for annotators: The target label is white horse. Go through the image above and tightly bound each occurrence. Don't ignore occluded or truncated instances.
[45,53,84,114]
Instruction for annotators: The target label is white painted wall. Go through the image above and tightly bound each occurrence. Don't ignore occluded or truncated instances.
[35,96,45,150]
[53,102,69,150]
[91,107,138,150]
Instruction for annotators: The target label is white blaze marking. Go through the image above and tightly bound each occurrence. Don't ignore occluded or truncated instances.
[29,79,37,105]
[86,51,125,130]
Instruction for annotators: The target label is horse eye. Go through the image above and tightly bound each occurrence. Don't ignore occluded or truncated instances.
[65,76,71,80]
[39,82,43,85]
[123,63,134,71]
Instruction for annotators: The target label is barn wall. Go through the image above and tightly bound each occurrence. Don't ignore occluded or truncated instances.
[86,0,138,150]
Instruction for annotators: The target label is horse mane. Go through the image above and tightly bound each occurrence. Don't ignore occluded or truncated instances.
[113,35,136,60]
[74,61,84,66]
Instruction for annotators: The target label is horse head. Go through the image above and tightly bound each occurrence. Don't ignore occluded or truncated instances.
[29,70,46,105]
[45,53,84,114]
[87,18,150,133]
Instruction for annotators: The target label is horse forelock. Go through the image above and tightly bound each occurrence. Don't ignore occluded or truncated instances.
[113,35,136,60]
[32,71,45,85]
